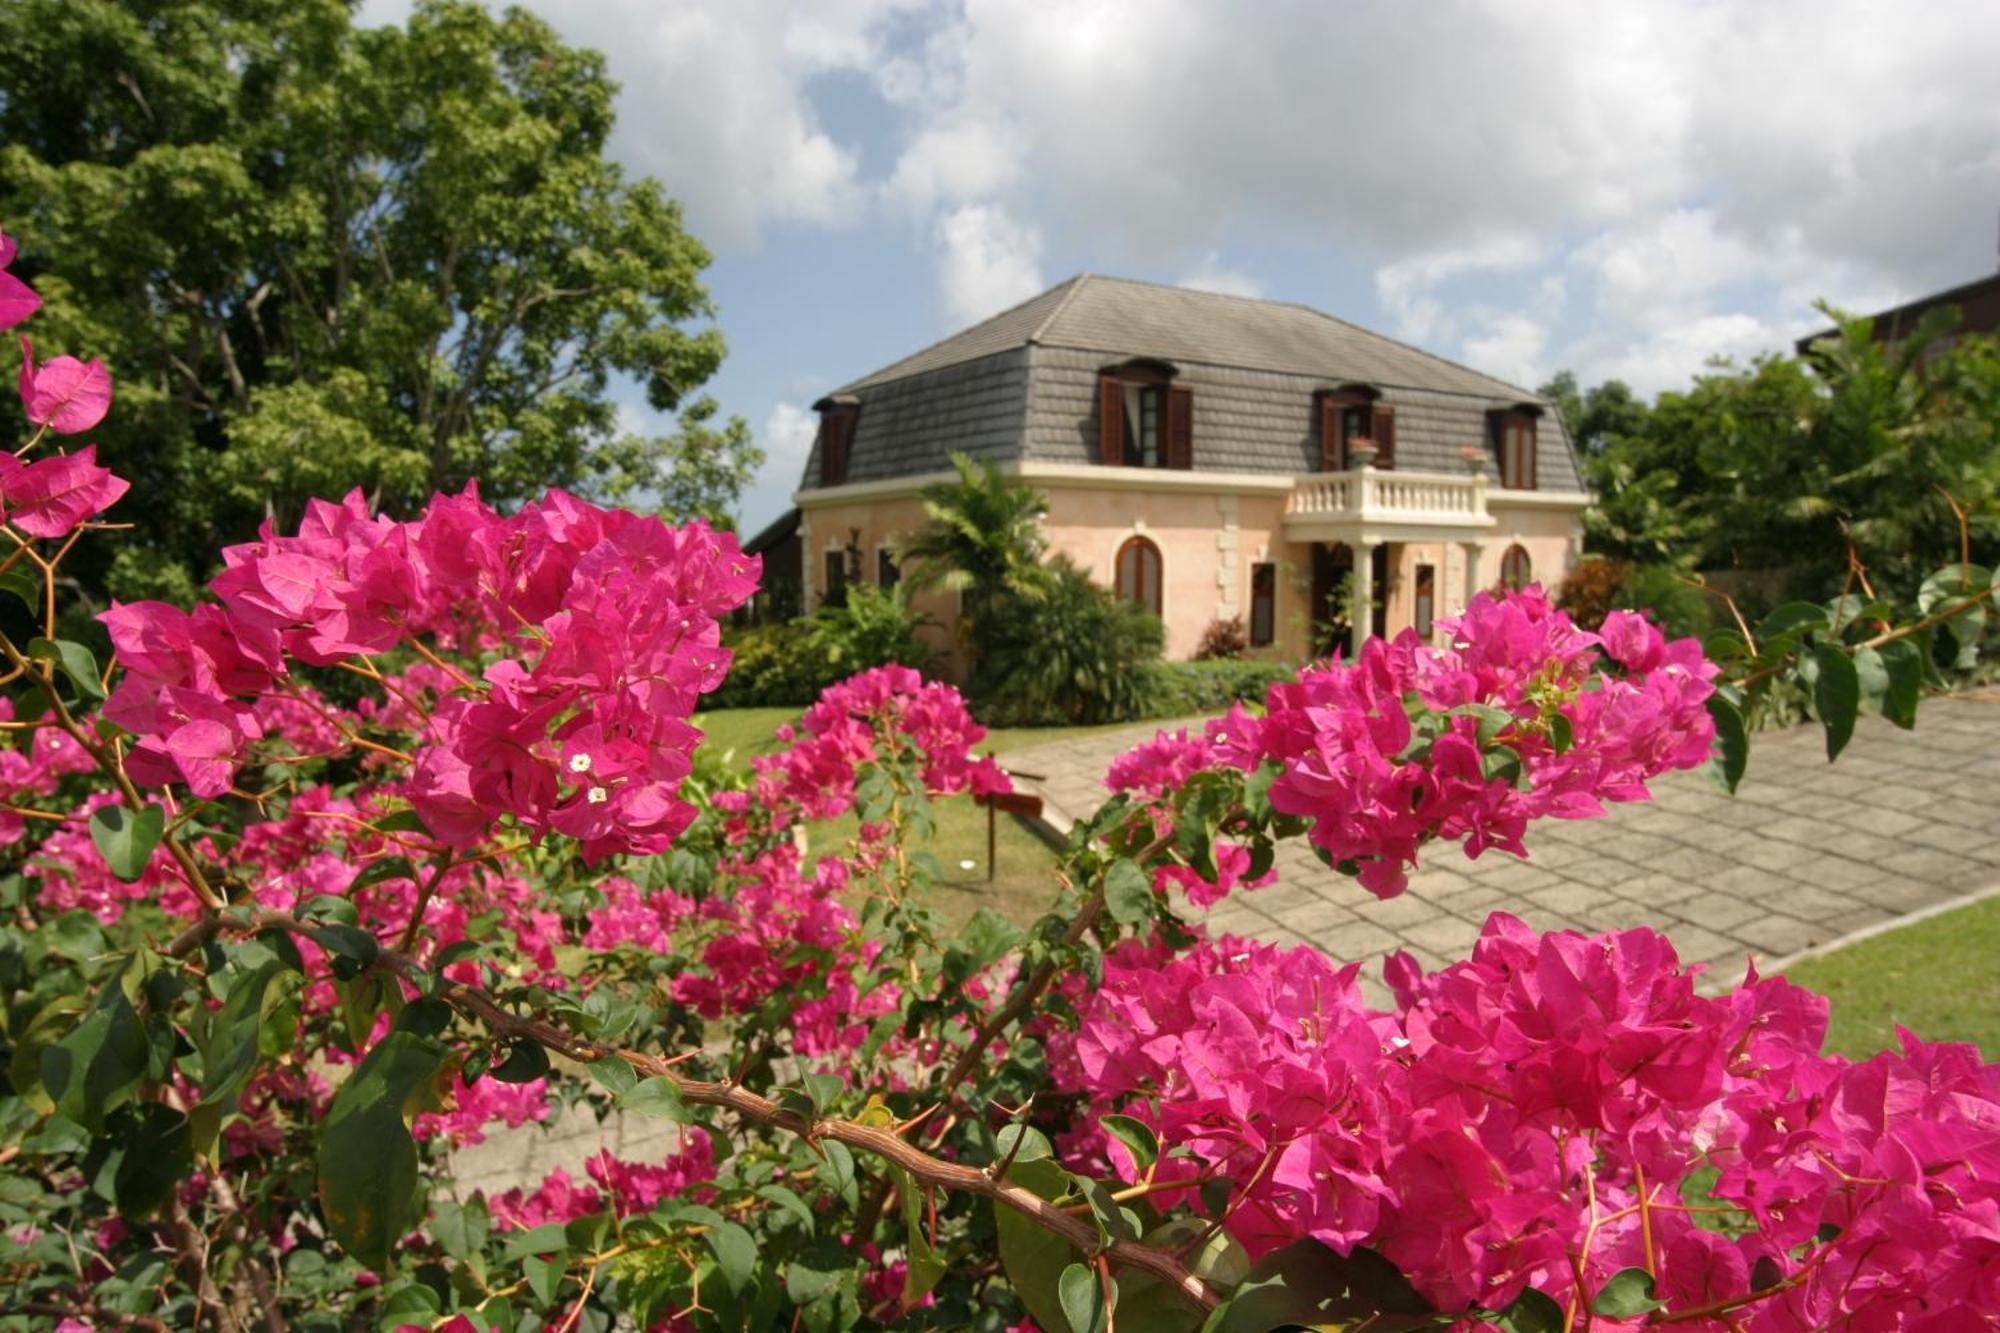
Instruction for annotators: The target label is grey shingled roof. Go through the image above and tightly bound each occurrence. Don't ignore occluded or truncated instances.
[803,275,1583,491]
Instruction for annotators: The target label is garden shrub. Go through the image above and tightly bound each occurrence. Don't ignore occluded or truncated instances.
[1142,657,1292,718]
[969,556,1164,725]
[1194,614,1248,659]
[707,583,934,708]
[1553,555,1630,630]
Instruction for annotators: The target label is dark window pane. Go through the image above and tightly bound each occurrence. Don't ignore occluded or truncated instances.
[1250,563,1275,646]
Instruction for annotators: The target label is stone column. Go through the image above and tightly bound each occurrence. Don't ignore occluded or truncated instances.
[1351,538,1377,660]
[1459,540,1486,614]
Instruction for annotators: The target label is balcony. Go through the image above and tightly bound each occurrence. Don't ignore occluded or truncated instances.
[1283,464,1495,542]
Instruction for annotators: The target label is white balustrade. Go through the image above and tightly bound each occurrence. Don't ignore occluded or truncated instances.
[1283,466,1488,528]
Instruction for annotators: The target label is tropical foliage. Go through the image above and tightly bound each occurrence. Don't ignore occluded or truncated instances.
[899,452,1051,630]
[968,556,1165,726]
[1547,310,2000,608]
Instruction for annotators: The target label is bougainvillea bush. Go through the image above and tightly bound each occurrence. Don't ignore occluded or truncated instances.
[3,224,1999,1333]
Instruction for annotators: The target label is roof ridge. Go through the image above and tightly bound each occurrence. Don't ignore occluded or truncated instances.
[1028,272,1092,342]
[1297,302,1545,401]
[835,277,1082,392]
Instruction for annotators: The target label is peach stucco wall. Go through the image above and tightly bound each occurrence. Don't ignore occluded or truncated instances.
[800,484,1584,668]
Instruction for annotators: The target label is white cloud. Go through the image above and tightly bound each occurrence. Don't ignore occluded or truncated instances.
[1464,315,1551,390]
[1376,236,1546,342]
[1177,253,1265,299]
[935,204,1046,324]
[762,400,820,472]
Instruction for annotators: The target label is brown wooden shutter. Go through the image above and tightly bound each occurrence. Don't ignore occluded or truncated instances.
[1097,374,1125,465]
[1318,394,1341,470]
[819,409,853,487]
[1523,418,1538,489]
[1165,385,1193,469]
[1371,405,1396,470]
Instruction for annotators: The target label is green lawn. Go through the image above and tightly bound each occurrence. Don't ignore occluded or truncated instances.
[1784,895,2000,1060]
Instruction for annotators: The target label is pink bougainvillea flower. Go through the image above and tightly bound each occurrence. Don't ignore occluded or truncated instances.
[18,337,113,434]
[0,226,16,269]
[0,444,130,538]
[0,270,36,333]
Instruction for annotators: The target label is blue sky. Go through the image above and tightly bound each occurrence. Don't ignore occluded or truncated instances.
[360,0,2000,536]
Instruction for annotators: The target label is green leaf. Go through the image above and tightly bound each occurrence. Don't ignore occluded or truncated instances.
[198,956,297,1108]
[1101,858,1154,927]
[488,1039,550,1084]
[819,1139,858,1209]
[588,1056,638,1098]
[1100,1115,1159,1177]
[28,636,105,700]
[1059,1263,1107,1333]
[1757,601,1831,641]
[348,856,417,894]
[1196,1241,1434,1333]
[993,1122,1054,1167]
[1594,1267,1664,1317]
[1876,638,1922,729]
[522,1251,565,1307]
[111,1103,194,1218]
[1851,643,1890,714]
[307,923,381,967]
[316,1031,447,1271]
[370,808,432,835]
[0,563,39,614]
[1705,692,1748,793]
[42,957,152,1133]
[621,1076,692,1122]
[703,1219,757,1296]
[1490,1287,1566,1333]
[894,1164,948,1308]
[1811,643,1861,761]
[994,1159,1083,1333]
[430,1197,491,1262]
[754,1184,816,1233]
[88,805,166,882]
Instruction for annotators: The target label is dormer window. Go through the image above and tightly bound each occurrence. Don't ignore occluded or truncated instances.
[814,394,861,488]
[1316,384,1395,470]
[1488,405,1540,490]
[1097,360,1192,469]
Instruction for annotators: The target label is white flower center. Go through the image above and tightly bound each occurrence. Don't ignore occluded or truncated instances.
[568,752,593,773]
[586,786,607,804]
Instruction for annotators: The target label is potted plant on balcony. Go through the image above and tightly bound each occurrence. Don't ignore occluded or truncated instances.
[1460,444,1490,476]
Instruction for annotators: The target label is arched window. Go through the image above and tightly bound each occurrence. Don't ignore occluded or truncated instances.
[1500,544,1533,592]
[1115,536,1163,616]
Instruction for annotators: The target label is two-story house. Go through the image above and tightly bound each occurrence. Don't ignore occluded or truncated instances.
[763,274,1589,663]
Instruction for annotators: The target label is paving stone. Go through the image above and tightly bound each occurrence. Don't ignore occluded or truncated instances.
[1658,922,1747,968]
[1398,914,1486,956]
[1312,920,1405,961]
[1525,882,1620,916]
[1274,899,1360,935]
[1605,872,1707,908]
[1350,894,1446,930]
[1731,913,1824,957]
[1753,883,1865,922]
[1671,891,1767,931]
[1845,874,1965,913]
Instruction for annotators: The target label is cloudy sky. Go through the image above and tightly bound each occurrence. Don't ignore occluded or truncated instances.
[360,0,2000,534]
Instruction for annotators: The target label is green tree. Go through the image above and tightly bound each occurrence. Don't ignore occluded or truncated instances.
[897,451,1051,628]
[0,0,759,603]
[1553,313,2000,598]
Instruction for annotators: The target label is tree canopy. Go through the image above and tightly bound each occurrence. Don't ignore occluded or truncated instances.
[0,0,759,604]
[1544,309,2000,600]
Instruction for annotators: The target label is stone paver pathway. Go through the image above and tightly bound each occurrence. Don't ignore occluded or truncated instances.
[997,695,2000,1004]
